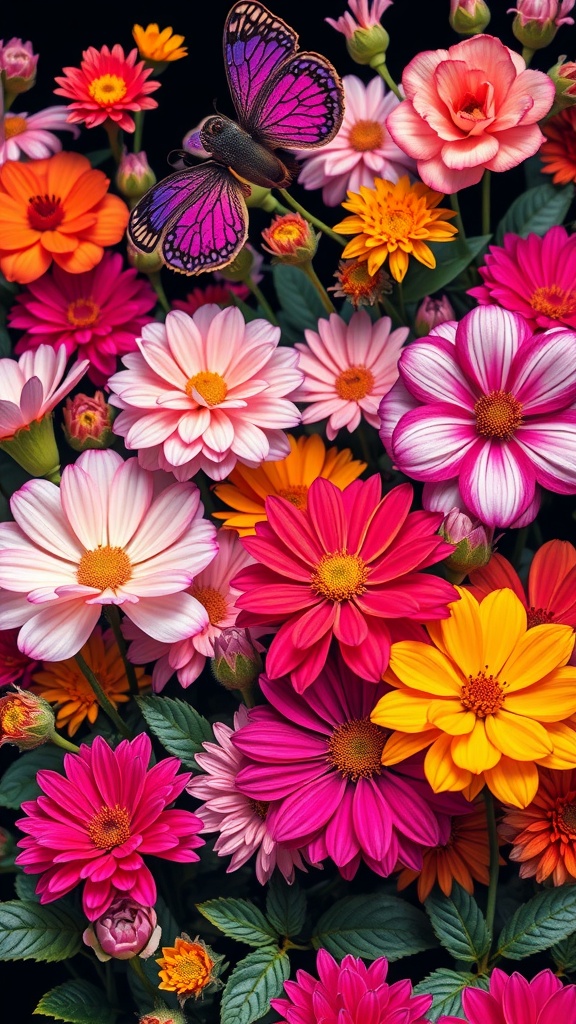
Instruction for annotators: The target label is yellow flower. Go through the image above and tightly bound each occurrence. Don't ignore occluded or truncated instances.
[157,934,222,1004]
[132,24,188,64]
[333,175,458,282]
[212,433,366,535]
[371,587,576,808]
[30,627,150,737]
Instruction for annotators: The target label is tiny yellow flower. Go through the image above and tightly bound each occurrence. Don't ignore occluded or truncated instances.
[132,24,187,64]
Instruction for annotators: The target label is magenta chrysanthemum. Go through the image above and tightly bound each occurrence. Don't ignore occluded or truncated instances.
[15,733,204,921]
[438,967,576,1024]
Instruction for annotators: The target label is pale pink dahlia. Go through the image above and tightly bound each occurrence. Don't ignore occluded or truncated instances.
[107,306,303,482]
[293,309,408,439]
[9,252,157,385]
[293,75,415,207]
[438,967,576,1024]
[0,449,217,662]
[379,305,576,528]
[15,732,204,921]
[0,107,79,165]
[187,707,309,885]
[0,344,88,441]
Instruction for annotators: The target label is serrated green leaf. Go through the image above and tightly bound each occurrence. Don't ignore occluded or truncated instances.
[425,884,490,963]
[34,980,116,1024]
[136,695,213,768]
[401,235,492,304]
[272,264,326,331]
[197,898,278,947]
[414,969,489,1021]
[494,182,574,246]
[496,886,576,960]
[0,900,84,962]
[220,947,289,1024]
[0,744,65,809]
[312,893,437,961]
[14,874,41,902]
[266,876,306,938]
[551,932,576,974]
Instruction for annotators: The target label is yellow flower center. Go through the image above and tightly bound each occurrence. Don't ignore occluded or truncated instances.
[379,208,414,240]
[190,585,227,626]
[328,717,388,780]
[530,284,576,320]
[460,669,505,718]
[349,118,384,152]
[556,799,576,838]
[474,390,523,440]
[335,365,374,401]
[273,221,303,243]
[157,938,216,997]
[66,297,100,329]
[76,545,132,591]
[27,193,64,232]
[88,73,128,105]
[186,370,228,406]
[527,605,555,628]
[0,702,28,736]
[310,551,368,602]
[277,484,309,511]
[87,803,131,849]
[5,116,27,138]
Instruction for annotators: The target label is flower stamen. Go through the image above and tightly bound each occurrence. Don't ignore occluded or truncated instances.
[461,668,505,717]
[310,551,368,601]
[328,717,388,780]
[474,390,523,440]
[77,545,132,591]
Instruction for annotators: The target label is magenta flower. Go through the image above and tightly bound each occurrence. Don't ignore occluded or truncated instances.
[0,629,38,689]
[83,896,161,961]
[15,733,204,921]
[379,306,576,528]
[0,107,79,165]
[438,967,576,1024]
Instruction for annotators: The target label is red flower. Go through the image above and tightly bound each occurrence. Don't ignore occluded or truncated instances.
[54,45,160,132]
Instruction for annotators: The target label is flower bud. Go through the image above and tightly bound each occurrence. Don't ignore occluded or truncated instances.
[509,0,575,51]
[83,897,161,962]
[216,245,256,283]
[0,413,61,482]
[440,508,494,583]
[126,241,165,275]
[116,150,157,202]
[347,24,390,66]
[0,38,38,98]
[244,183,278,213]
[547,56,576,113]
[211,628,263,692]
[414,294,456,336]
[449,0,492,35]
[329,258,392,308]
[0,687,56,751]
[138,1011,187,1024]
[62,391,115,451]
[261,213,319,265]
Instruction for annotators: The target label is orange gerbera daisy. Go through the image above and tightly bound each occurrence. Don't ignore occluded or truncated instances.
[157,934,223,1005]
[499,768,576,885]
[0,151,129,284]
[211,433,366,535]
[132,23,188,64]
[540,107,576,186]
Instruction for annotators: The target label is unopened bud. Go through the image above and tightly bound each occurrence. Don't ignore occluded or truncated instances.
[83,897,161,962]
[414,295,456,336]
[116,150,157,202]
[449,0,491,35]
[62,391,115,451]
[0,38,38,98]
[440,508,494,583]
[211,628,263,692]
[244,183,278,213]
[547,56,576,113]
[347,25,390,66]
[216,245,256,283]
[0,687,56,751]
[509,0,575,51]
[261,213,319,266]
[126,241,165,275]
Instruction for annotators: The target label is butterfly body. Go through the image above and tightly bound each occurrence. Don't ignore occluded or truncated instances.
[199,114,293,188]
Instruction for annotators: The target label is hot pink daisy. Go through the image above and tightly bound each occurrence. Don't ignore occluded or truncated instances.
[379,305,576,528]
[107,305,303,482]
[293,309,408,440]
[187,706,309,885]
[54,44,160,132]
[468,226,576,332]
[0,107,79,165]
[272,948,432,1024]
[0,448,218,662]
[232,475,456,690]
[8,252,157,385]
[293,75,416,207]
[438,967,576,1024]
[0,629,38,689]
[15,732,204,921]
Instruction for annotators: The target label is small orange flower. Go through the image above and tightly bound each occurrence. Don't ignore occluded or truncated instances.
[261,212,318,264]
[540,107,576,185]
[132,24,188,64]
[499,768,576,885]
[157,934,222,1004]
[328,257,392,308]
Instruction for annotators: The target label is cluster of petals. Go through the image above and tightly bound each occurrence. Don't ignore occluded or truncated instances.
[107,305,303,482]
[0,448,218,662]
[0,344,88,442]
[386,34,556,193]
[232,475,456,690]
[438,967,576,1024]
[326,0,392,37]
[15,733,204,921]
[379,305,576,529]
[0,107,79,165]
[499,767,576,885]
[540,107,576,185]
[54,44,160,132]
[508,0,575,28]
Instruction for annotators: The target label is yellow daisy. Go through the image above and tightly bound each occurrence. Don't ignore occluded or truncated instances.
[132,23,188,64]
[333,175,458,282]
[370,587,576,808]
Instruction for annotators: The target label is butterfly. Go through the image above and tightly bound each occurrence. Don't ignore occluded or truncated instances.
[128,1,344,275]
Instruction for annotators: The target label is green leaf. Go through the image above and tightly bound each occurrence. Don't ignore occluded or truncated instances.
[414,969,489,1021]
[312,893,437,961]
[266,876,307,938]
[84,149,113,169]
[272,264,326,332]
[34,980,116,1024]
[551,932,576,974]
[14,874,41,902]
[0,900,84,962]
[220,947,289,1024]
[401,235,492,304]
[496,886,576,960]
[0,744,66,809]
[494,182,575,246]
[136,695,214,768]
[197,898,278,947]
[425,884,491,963]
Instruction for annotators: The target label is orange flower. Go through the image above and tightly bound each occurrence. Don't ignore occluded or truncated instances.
[132,24,188,64]
[157,934,223,1005]
[0,151,129,284]
[540,107,576,185]
[499,768,576,885]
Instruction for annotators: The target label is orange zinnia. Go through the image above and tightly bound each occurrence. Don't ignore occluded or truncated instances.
[499,768,576,885]
[540,107,576,186]
[0,151,129,284]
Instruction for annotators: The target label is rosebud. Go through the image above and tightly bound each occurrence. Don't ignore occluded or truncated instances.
[211,628,263,693]
[261,212,319,265]
[509,0,575,50]
[449,0,492,35]
[347,24,390,66]
[414,294,456,336]
[0,687,56,751]
[116,150,157,202]
[139,1011,187,1024]
[0,38,38,99]
[62,391,115,451]
[547,56,576,113]
[83,897,161,962]
[440,508,494,583]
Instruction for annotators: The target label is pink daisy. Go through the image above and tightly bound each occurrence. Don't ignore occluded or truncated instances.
[0,629,38,689]
[233,656,468,879]
[172,283,250,316]
[232,475,456,690]
[438,967,576,1024]
[0,448,218,662]
[53,44,160,132]
[8,252,157,385]
[187,706,309,885]
[107,305,303,482]
[379,305,576,528]
[0,344,88,442]
[272,948,433,1024]
[293,309,408,440]
[0,107,80,165]
[293,74,415,207]
[15,732,204,921]
[468,226,576,332]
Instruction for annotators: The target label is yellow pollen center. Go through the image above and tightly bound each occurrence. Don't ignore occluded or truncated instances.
[66,297,100,328]
[190,585,228,626]
[530,284,576,320]
[5,116,27,138]
[335,365,374,401]
[277,484,309,511]
[557,799,576,837]
[0,704,27,735]
[87,803,131,849]
[310,551,368,602]
[186,370,228,406]
[328,717,388,780]
[273,222,303,242]
[527,606,554,628]
[88,73,128,105]
[76,545,132,592]
[474,390,523,440]
[349,118,385,152]
[380,208,413,239]
[460,668,505,717]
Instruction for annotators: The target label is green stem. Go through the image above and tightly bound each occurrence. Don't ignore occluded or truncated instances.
[299,261,336,315]
[395,281,407,325]
[481,170,491,238]
[148,270,171,315]
[129,954,164,1003]
[105,605,140,697]
[521,46,535,67]
[278,188,345,247]
[483,787,500,946]
[380,295,404,328]
[75,651,132,739]
[449,191,467,251]
[50,731,81,754]
[104,119,124,165]
[245,278,279,325]
[133,111,145,154]
[372,57,403,102]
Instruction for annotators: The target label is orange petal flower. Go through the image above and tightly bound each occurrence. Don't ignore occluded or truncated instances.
[540,107,576,186]
[156,934,222,1005]
[499,768,576,885]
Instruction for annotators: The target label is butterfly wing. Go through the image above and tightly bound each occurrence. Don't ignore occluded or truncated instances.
[250,52,345,149]
[224,1,298,127]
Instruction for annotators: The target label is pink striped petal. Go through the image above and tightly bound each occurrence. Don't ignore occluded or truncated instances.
[17,600,100,661]
[357,483,413,562]
[325,786,360,866]
[352,778,392,861]
[510,330,576,414]
[455,306,531,393]
[392,404,475,479]
[516,414,576,493]
[460,438,536,527]
[264,496,324,564]
[398,336,476,406]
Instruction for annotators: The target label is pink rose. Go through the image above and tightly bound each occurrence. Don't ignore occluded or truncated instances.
[83,897,161,962]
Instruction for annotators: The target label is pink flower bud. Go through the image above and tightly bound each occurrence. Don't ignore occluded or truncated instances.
[0,38,38,93]
[449,0,491,34]
[414,295,456,336]
[547,57,576,113]
[509,0,575,49]
[62,392,115,451]
[211,628,263,692]
[326,1,391,65]
[83,897,161,962]
[440,508,494,582]
[116,150,157,201]
[0,687,55,751]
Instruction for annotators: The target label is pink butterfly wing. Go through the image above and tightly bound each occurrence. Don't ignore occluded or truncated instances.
[224,1,298,126]
[251,52,345,149]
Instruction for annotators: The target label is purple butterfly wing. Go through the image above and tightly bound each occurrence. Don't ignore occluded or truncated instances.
[251,52,345,149]
[224,1,298,126]
[128,167,200,253]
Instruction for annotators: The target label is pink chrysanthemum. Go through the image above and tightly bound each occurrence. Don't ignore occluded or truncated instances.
[8,252,157,385]
[438,967,576,1024]
[232,475,456,690]
[468,226,576,332]
[0,629,38,689]
[293,75,415,206]
[107,305,303,482]
[379,305,576,528]
[293,309,408,440]
[54,44,160,132]
[0,449,217,662]
[187,706,309,885]
[15,733,204,921]
[0,107,79,165]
